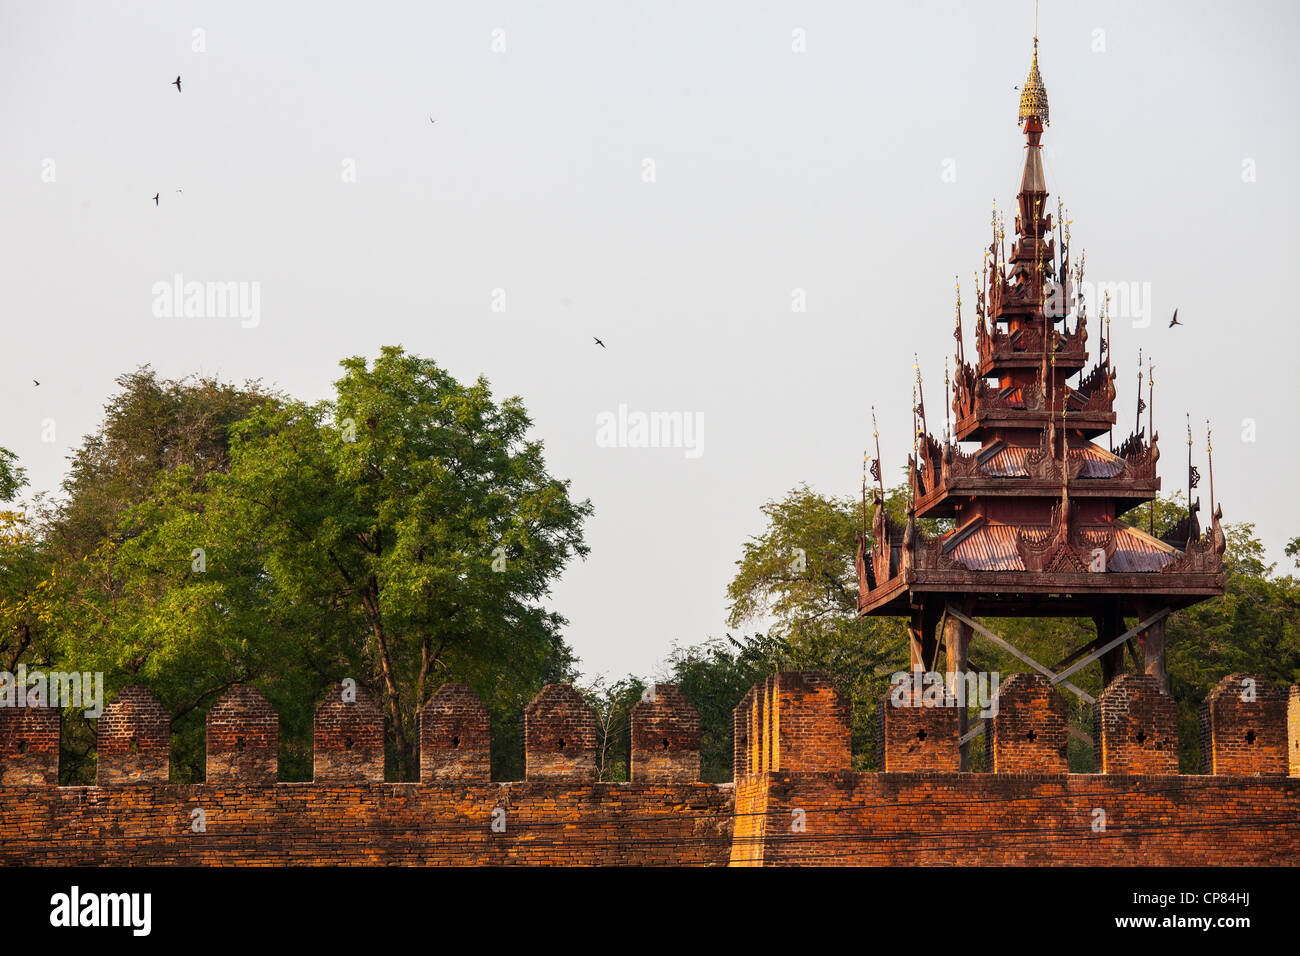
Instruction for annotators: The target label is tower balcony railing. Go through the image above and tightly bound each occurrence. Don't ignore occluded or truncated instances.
[974,313,1088,373]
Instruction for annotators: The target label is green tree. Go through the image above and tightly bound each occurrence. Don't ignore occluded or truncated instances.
[0,453,56,679]
[201,346,591,780]
[0,447,24,504]
[44,367,275,563]
[28,354,590,784]
[33,369,279,783]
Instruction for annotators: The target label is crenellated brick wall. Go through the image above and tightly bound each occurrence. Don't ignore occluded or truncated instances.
[629,684,700,782]
[1093,673,1178,774]
[420,683,491,782]
[2,672,1298,866]
[96,685,171,786]
[206,684,278,784]
[523,683,598,780]
[989,673,1069,773]
[1199,674,1288,776]
[0,696,59,786]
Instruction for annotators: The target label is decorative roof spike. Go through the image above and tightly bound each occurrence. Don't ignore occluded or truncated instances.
[1018,36,1049,127]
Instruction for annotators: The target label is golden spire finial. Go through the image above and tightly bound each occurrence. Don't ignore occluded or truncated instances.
[1018,12,1049,127]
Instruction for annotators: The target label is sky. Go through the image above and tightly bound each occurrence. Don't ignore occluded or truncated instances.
[2,0,1298,683]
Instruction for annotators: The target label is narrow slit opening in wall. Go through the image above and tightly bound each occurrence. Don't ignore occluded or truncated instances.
[344,736,354,750]
[16,740,27,755]
[451,735,460,749]
[1245,730,1257,745]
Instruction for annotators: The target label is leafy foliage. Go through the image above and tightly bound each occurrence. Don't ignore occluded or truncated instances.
[18,352,590,783]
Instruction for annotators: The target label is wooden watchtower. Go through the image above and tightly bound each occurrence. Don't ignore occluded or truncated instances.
[855,33,1226,762]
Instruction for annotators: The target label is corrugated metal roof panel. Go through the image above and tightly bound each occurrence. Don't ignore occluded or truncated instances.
[945,522,1179,573]
[975,442,1124,479]
[948,523,1031,570]
[1073,445,1124,479]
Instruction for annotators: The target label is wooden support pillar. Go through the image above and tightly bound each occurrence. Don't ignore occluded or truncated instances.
[1136,602,1169,694]
[1093,604,1125,689]
[908,609,925,671]
[943,609,972,770]
[908,603,942,672]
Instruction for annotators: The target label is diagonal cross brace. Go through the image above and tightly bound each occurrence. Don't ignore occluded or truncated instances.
[1068,726,1094,747]
[959,719,987,746]
[945,605,1096,705]
[1050,607,1172,685]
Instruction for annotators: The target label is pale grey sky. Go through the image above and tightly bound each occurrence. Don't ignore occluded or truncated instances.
[3,1,1298,682]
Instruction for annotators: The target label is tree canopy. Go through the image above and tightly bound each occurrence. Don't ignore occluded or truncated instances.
[12,351,591,782]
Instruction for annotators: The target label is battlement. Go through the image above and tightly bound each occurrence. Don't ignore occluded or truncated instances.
[630,684,701,782]
[96,685,171,786]
[1199,673,1288,777]
[207,684,278,784]
[1093,673,1179,774]
[988,673,1069,774]
[0,695,59,786]
[1,671,1297,866]
[420,683,490,782]
[3,670,1295,786]
[314,682,385,783]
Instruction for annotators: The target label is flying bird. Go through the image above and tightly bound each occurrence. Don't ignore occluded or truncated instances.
[152,193,159,205]
[33,379,40,387]
[593,336,605,349]
[172,75,182,92]
[1168,309,1182,328]
[429,116,436,124]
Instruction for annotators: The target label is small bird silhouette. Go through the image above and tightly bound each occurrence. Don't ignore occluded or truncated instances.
[152,193,159,205]
[33,379,40,387]
[172,75,182,92]
[593,336,605,349]
[1169,308,1182,328]
[429,116,436,124]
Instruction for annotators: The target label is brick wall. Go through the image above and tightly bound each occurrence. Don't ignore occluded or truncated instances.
[523,684,598,780]
[420,683,490,782]
[630,684,700,782]
[990,673,1069,773]
[206,684,278,784]
[97,685,171,785]
[1093,673,1178,774]
[0,782,735,866]
[3,673,1298,866]
[1198,674,1287,776]
[728,771,1300,866]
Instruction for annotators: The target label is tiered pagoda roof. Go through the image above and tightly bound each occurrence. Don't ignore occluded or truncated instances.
[856,37,1225,621]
